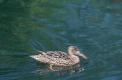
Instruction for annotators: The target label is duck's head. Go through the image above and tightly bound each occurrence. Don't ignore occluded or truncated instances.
[68,46,87,59]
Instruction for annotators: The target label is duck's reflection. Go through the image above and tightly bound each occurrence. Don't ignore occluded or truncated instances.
[33,63,85,76]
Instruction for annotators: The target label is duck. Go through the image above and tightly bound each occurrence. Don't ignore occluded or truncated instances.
[30,46,87,70]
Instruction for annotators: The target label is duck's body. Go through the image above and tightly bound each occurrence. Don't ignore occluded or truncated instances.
[31,51,80,66]
[30,46,87,70]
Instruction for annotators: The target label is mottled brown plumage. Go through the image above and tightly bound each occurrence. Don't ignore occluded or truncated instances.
[30,46,87,70]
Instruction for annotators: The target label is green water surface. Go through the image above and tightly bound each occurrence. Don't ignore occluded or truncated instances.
[0,0,122,80]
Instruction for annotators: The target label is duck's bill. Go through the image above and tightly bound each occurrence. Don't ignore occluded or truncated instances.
[76,51,87,59]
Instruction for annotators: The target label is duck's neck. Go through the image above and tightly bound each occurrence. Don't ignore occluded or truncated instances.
[68,50,80,63]
[69,55,80,64]
[68,49,74,56]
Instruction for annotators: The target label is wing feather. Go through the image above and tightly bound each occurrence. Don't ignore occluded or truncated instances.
[45,51,70,59]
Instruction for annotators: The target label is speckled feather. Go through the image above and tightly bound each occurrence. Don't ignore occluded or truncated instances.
[30,46,87,67]
[35,51,74,66]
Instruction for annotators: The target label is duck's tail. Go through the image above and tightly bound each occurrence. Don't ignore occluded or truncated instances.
[30,51,49,63]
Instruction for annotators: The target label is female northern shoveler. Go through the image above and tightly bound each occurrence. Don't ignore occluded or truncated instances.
[30,46,87,70]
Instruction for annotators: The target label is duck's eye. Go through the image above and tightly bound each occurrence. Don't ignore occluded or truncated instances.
[74,48,79,51]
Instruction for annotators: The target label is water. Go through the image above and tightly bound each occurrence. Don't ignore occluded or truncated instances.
[0,0,122,80]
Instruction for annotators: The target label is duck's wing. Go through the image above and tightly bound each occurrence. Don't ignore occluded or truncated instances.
[45,51,70,59]
[45,51,74,66]
[31,51,71,65]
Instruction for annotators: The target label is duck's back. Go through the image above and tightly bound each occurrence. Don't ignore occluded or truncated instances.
[31,51,75,66]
